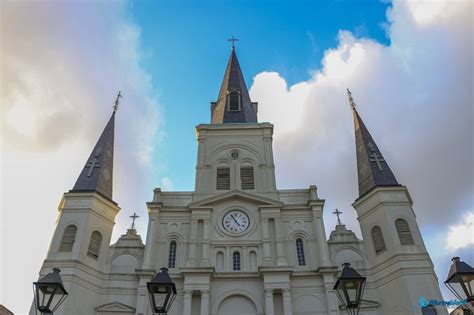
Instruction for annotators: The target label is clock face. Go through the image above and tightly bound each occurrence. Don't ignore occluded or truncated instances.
[222,210,250,234]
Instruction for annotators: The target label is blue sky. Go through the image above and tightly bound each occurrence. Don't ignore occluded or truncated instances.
[130,0,391,190]
[2,1,472,313]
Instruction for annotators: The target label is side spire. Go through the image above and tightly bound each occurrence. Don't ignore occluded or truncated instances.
[211,43,258,124]
[71,93,119,200]
[348,89,399,197]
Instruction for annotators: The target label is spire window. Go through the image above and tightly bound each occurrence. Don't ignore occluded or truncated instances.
[371,226,386,254]
[227,91,241,111]
[395,219,414,245]
[59,225,77,252]
[87,231,102,259]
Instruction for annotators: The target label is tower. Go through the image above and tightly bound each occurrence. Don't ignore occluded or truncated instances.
[31,98,121,314]
[136,46,337,315]
[348,90,446,315]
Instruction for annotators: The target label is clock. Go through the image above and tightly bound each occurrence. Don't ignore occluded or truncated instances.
[222,210,250,234]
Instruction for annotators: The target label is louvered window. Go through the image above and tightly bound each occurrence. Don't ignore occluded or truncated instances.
[296,238,306,266]
[233,252,241,271]
[87,231,102,259]
[240,165,254,190]
[228,91,240,111]
[216,167,230,190]
[59,225,77,252]
[395,219,414,245]
[371,226,386,254]
[168,241,177,268]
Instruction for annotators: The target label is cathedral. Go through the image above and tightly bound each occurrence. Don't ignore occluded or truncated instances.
[32,47,447,315]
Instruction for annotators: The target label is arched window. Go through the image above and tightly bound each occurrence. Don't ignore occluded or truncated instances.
[395,219,414,245]
[240,162,254,190]
[227,91,241,111]
[233,252,241,271]
[296,238,306,266]
[168,241,177,268]
[371,226,386,254]
[59,225,77,252]
[87,231,102,259]
[216,162,230,190]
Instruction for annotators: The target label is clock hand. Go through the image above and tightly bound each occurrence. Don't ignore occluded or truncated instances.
[230,214,240,226]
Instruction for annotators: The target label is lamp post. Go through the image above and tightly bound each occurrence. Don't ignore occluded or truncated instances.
[333,263,366,315]
[445,257,474,310]
[147,267,177,314]
[33,268,68,315]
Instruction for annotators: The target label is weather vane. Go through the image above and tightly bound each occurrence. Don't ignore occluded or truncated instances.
[113,91,122,112]
[227,36,239,50]
[347,88,356,110]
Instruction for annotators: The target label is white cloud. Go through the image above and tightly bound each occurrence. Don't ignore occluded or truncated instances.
[250,0,473,235]
[161,177,175,191]
[0,1,163,313]
[446,212,474,251]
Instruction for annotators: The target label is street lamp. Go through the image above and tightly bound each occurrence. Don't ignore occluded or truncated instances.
[147,267,177,314]
[445,257,474,305]
[33,268,68,314]
[333,263,366,315]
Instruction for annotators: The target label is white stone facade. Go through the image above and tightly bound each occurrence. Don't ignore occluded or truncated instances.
[33,122,447,315]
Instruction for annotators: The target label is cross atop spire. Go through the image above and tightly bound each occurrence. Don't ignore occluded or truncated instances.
[350,90,399,198]
[113,91,122,113]
[227,36,239,50]
[347,88,356,111]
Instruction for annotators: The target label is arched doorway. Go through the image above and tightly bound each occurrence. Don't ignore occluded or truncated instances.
[217,294,257,315]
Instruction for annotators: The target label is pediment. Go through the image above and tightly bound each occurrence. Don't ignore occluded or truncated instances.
[189,190,282,208]
[95,301,136,313]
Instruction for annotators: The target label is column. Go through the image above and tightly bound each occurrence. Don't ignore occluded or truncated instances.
[282,289,293,315]
[186,219,198,267]
[200,290,209,315]
[183,290,192,315]
[135,278,149,315]
[264,289,274,315]
[275,217,288,266]
[201,219,210,266]
[323,274,340,315]
[313,210,331,266]
[142,211,159,269]
[262,218,272,264]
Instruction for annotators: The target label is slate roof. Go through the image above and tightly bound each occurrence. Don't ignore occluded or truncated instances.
[352,103,399,197]
[71,112,115,200]
[211,48,258,124]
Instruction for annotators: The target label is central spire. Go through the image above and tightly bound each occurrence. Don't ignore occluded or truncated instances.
[211,46,258,124]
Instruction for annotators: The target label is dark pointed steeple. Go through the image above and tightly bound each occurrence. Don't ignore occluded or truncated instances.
[349,89,399,197]
[211,46,258,124]
[71,94,119,200]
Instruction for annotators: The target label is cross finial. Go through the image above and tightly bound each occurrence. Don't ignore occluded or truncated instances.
[113,91,122,113]
[333,209,343,226]
[129,212,139,229]
[227,36,239,50]
[347,88,356,111]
